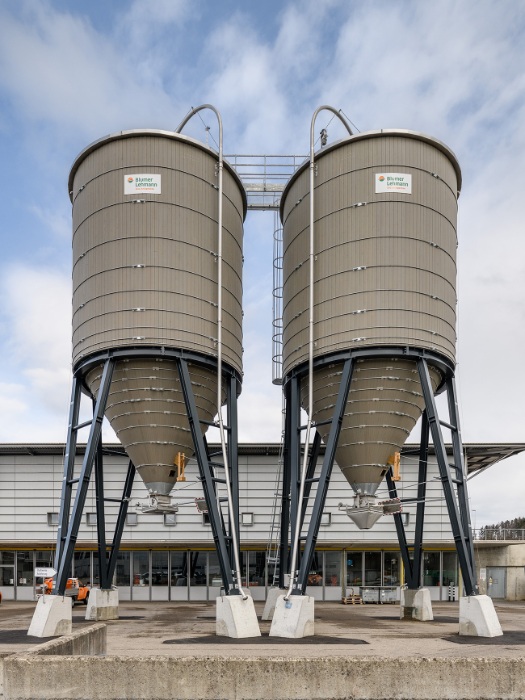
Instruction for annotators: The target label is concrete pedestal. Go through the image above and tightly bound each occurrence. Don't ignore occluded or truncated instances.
[400,587,433,621]
[216,594,261,638]
[85,588,119,621]
[28,595,72,638]
[262,587,284,621]
[269,595,314,638]
[459,595,503,637]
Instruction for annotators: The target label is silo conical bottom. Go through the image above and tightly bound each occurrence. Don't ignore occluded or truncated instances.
[86,358,222,496]
[303,358,442,496]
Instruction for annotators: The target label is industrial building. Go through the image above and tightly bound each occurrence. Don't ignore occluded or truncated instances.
[1,441,523,603]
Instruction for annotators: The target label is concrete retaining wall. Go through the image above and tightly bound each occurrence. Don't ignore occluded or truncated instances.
[24,623,106,657]
[1,624,105,699]
[3,655,525,700]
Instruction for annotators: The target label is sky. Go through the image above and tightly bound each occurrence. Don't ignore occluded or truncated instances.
[0,0,524,528]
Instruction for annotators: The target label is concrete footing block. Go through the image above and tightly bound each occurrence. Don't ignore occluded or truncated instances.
[261,586,284,621]
[85,588,119,621]
[400,587,433,621]
[269,594,314,638]
[216,594,261,638]
[27,595,72,638]
[459,594,503,637]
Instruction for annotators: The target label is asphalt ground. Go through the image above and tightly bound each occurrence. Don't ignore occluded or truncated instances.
[1,600,525,659]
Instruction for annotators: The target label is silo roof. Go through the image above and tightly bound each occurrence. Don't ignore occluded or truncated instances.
[68,128,248,218]
[280,128,462,219]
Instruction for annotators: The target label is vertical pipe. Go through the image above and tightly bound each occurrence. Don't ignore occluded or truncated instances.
[285,107,353,599]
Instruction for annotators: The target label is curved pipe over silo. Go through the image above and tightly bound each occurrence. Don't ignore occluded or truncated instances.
[280,129,461,503]
[69,129,246,497]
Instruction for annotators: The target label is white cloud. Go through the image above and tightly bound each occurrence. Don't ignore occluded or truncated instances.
[0,2,177,139]
[0,265,71,429]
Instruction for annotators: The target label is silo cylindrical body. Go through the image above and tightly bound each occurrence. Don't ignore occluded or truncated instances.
[281,129,461,497]
[69,129,245,496]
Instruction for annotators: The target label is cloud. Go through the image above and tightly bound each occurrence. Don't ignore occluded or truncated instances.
[0,264,71,422]
[0,2,177,140]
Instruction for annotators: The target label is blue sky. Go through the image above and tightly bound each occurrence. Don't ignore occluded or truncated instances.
[0,0,524,527]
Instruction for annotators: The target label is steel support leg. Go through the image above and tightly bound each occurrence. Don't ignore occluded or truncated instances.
[226,373,240,572]
[278,379,294,588]
[386,468,414,588]
[417,359,476,596]
[412,410,430,589]
[56,359,115,594]
[446,376,476,579]
[287,374,302,578]
[105,460,136,585]
[54,377,82,572]
[94,429,109,589]
[176,358,237,594]
[295,358,354,595]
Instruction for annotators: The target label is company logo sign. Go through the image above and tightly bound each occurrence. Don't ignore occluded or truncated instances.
[375,173,412,194]
[124,174,161,195]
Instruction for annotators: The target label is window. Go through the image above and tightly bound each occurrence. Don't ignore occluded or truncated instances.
[320,512,331,526]
[126,513,138,526]
[383,552,400,585]
[164,513,176,526]
[47,512,59,526]
[364,551,381,585]
[346,552,363,586]
[202,513,210,525]
[86,513,97,526]
[241,512,253,526]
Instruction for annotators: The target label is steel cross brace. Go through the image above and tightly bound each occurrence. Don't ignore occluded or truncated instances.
[176,357,241,594]
[417,359,477,596]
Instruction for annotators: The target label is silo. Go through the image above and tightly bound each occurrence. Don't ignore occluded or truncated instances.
[69,129,245,500]
[280,129,461,525]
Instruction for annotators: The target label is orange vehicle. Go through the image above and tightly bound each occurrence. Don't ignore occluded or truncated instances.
[39,577,90,604]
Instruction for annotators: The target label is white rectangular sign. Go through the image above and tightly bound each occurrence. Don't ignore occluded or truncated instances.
[124,173,162,195]
[35,567,56,578]
[375,172,412,194]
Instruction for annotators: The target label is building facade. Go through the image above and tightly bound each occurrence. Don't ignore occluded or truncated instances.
[0,443,523,602]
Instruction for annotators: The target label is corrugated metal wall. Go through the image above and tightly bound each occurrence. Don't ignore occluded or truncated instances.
[0,450,451,546]
[70,131,245,373]
[281,131,460,376]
